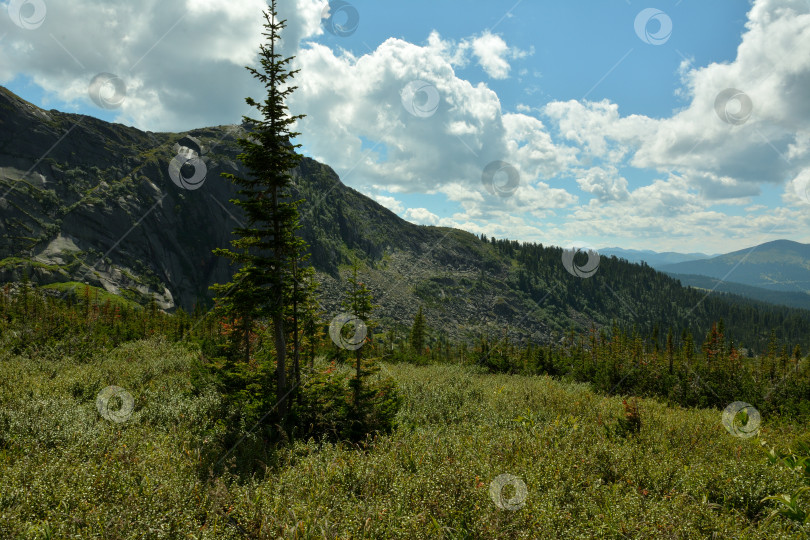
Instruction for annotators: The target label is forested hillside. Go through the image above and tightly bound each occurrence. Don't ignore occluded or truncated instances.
[1,84,809,353]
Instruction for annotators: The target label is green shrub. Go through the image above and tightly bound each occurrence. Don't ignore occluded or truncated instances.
[761,436,810,526]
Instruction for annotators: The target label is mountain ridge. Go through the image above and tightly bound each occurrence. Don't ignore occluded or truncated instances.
[598,247,714,267]
[665,272,810,311]
[660,239,810,294]
[2,85,810,351]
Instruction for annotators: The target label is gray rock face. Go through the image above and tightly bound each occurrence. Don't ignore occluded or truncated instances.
[3,86,808,349]
[0,86,258,311]
[0,85,538,343]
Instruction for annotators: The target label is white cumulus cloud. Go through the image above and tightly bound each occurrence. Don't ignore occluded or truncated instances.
[373,195,405,214]
[404,207,440,225]
[0,0,326,131]
[470,31,530,80]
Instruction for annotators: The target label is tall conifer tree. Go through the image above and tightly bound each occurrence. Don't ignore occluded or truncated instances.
[211,0,306,425]
[410,305,425,354]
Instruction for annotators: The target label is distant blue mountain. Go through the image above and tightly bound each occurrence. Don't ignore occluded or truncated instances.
[665,273,810,311]
[659,240,810,294]
[600,241,810,310]
[599,247,714,268]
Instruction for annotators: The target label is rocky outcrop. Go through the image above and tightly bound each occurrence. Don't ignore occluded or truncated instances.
[0,86,536,342]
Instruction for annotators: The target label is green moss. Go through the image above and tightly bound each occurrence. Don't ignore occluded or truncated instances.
[0,257,62,272]
[40,281,142,310]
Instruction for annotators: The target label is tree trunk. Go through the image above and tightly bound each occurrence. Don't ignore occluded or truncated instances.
[243,316,251,366]
[292,265,300,402]
[272,185,287,422]
[354,349,361,408]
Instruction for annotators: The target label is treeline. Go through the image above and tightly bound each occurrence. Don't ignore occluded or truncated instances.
[388,307,810,423]
[0,279,196,358]
[482,236,810,353]
[483,322,808,421]
[3,271,809,435]
[0,276,399,465]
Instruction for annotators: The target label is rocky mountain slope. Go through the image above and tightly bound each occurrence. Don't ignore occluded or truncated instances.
[0,85,529,341]
[2,86,809,349]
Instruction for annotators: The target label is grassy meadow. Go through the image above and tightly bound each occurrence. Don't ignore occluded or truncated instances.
[1,336,809,538]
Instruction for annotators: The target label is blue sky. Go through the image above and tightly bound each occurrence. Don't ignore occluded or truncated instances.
[4,2,749,132]
[334,2,747,115]
[4,2,748,118]
[2,0,809,254]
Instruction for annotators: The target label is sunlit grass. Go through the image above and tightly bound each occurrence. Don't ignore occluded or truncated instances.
[0,338,808,538]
